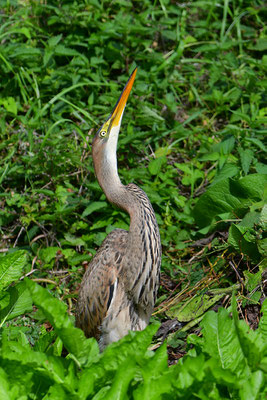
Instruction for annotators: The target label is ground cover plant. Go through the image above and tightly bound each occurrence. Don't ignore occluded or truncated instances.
[0,0,266,398]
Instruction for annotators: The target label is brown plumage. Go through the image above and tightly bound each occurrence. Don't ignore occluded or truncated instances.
[76,68,161,349]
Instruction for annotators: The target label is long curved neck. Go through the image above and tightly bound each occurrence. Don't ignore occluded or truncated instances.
[93,135,159,239]
[93,145,128,210]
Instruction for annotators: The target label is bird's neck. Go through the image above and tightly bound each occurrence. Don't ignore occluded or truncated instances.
[105,181,158,246]
[94,148,158,239]
[95,153,126,208]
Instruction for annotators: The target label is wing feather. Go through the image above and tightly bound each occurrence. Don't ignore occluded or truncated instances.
[76,229,127,340]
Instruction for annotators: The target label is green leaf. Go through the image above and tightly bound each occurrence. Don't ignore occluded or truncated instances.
[48,34,62,47]
[0,368,14,400]
[133,343,171,399]
[245,137,266,152]
[54,44,81,57]
[142,106,164,121]
[102,359,136,400]
[0,251,28,291]
[244,270,262,292]
[193,174,267,229]
[259,299,267,344]
[82,201,107,217]
[0,97,17,115]
[200,306,250,376]
[219,135,235,154]
[238,148,254,175]
[228,224,260,260]
[0,281,32,325]
[240,371,265,400]
[256,162,267,174]
[148,157,166,176]
[248,38,267,51]
[25,279,99,366]
[167,292,224,321]
[39,247,61,264]
[63,234,86,247]
[77,324,160,399]
[1,337,69,388]
[212,163,239,184]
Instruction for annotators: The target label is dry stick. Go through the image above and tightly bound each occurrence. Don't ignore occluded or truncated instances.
[30,234,46,245]
[48,270,70,275]
[13,226,25,247]
[229,260,245,287]
[31,255,38,271]
[20,269,38,280]
[32,278,58,285]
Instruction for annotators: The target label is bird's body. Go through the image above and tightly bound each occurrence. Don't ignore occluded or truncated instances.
[76,69,161,349]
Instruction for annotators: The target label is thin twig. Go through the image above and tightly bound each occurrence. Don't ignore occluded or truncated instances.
[48,270,70,275]
[13,226,25,247]
[30,234,46,245]
[229,260,245,287]
[20,269,38,280]
[32,278,58,285]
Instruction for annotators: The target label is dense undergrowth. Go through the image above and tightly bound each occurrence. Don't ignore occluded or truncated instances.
[0,0,266,398]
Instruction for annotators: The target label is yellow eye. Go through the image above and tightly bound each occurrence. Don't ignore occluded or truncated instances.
[99,130,106,138]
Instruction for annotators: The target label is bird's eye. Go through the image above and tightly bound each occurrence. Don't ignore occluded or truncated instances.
[99,130,106,138]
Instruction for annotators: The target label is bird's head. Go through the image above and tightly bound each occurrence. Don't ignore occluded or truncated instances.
[92,68,137,192]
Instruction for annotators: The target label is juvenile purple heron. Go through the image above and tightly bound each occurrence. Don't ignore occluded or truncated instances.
[76,68,161,349]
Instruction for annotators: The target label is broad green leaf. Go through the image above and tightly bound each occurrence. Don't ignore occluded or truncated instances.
[200,306,250,376]
[248,38,267,51]
[258,299,267,344]
[54,44,81,57]
[258,238,267,257]
[102,359,136,400]
[0,281,32,325]
[25,279,99,366]
[82,201,107,217]
[238,148,254,175]
[211,163,239,184]
[1,337,67,385]
[0,368,15,400]
[77,324,160,399]
[42,384,69,400]
[245,137,266,152]
[240,211,261,228]
[174,353,206,390]
[63,234,86,247]
[260,204,267,227]
[39,247,61,264]
[239,371,265,400]
[99,323,159,371]
[142,106,164,121]
[133,343,172,399]
[148,157,166,176]
[9,46,41,57]
[0,251,27,291]
[17,27,31,39]
[228,224,260,260]
[232,295,263,370]
[0,97,17,115]
[218,135,235,154]
[238,174,267,200]
[48,34,62,47]
[167,292,224,321]
[244,270,262,292]
[193,174,267,228]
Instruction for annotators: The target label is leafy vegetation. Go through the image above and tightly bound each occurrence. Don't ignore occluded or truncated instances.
[1,262,267,399]
[0,0,266,398]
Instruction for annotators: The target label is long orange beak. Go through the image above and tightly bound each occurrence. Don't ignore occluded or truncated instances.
[110,67,137,127]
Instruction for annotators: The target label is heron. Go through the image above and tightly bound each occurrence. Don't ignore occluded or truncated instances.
[76,68,161,350]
